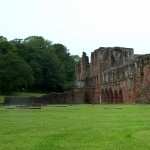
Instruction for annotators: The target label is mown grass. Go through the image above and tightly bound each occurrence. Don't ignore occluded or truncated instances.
[1,105,150,150]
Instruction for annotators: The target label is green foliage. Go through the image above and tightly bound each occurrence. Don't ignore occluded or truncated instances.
[72,55,81,63]
[0,36,7,42]
[0,52,34,94]
[0,37,16,54]
[23,36,51,50]
[52,43,77,90]
[0,35,79,94]
[0,96,4,104]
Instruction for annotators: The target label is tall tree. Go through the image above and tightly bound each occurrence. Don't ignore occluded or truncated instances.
[23,36,52,50]
[0,52,34,94]
[52,43,77,90]
[0,37,16,54]
[0,35,79,94]
[20,36,65,92]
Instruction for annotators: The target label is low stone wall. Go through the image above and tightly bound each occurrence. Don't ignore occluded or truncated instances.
[4,88,85,106]
[4,96,36,106]
[37,88,85,104]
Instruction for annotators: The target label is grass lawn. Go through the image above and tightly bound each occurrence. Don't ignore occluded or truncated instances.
[1,105,150,150]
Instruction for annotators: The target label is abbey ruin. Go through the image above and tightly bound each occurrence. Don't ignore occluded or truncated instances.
[75,47,150,104]
[5,47,150,105]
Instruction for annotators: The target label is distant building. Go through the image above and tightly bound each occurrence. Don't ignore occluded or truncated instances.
[75,47,150,103]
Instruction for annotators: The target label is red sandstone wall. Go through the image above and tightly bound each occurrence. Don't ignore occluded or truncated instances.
[38,88,85,104]
[135,64,150,103]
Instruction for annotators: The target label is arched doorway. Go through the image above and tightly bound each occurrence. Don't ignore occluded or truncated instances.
[114,90,119,103]
[118,89,123,103]
[101,89,105,103]
[109,88,114,103]
[105,88,109,103]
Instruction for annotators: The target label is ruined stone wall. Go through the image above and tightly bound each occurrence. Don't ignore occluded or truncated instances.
[4,47,150,105]
[75,52,89,88]
[75,47,150,104]
[134,55,150,103]
[4,88,86,106]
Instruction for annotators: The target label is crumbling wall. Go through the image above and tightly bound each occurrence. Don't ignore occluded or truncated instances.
[75,47,150,104]
[5,47,150,105]
[4,96,36,106]
[4,88,86,106]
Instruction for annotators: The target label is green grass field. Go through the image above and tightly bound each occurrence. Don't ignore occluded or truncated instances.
[1,105,150,150]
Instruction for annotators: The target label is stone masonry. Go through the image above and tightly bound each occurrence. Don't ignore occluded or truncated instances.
[75,47,150,104]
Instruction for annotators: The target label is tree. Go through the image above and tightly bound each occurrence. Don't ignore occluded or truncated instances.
[23,36,52,50]
[0,52,34,94]
[52,43,68,60]
[71,55,80,64]
[52,43,77,90]
[25,49,64,92]
[0,37,16,54]
[0,36,7,42]
[0,35,79,93]
[16,37,65,92]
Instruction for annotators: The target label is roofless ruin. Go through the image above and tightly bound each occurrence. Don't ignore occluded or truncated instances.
[75,47,150,103]
[5,47,150,105]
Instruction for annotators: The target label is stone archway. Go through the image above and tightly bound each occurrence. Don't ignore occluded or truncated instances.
[101,88,123,104]
[101,89,105,103]
[105,88,110,103]
[118,89,123,103]
[109,88,114,103]
[114,90,119,103]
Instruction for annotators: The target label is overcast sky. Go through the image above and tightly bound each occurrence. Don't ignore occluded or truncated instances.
[0,0,150,56]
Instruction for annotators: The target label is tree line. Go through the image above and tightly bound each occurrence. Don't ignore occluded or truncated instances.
[0,36,80,94]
